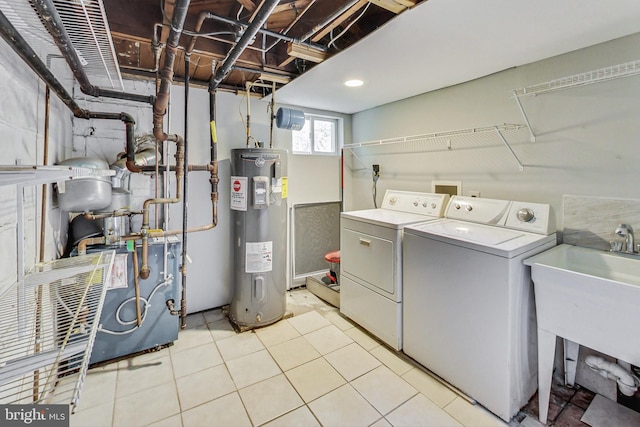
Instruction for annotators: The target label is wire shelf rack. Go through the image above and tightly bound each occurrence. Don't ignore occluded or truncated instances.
[0,251,114,412]
[344,124,528,171]
[513,59,640,97]
[0,0,124,91]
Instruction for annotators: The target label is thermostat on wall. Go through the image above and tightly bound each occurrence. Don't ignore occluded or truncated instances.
[431,180,461,197]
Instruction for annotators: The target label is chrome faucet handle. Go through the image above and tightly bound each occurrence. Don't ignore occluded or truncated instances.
[610,241,623,252]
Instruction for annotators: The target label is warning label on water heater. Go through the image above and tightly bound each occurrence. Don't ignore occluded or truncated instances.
[230,176,248,211]
[246,241,273,273]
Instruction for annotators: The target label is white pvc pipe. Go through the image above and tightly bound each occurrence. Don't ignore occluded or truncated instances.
[585,355,640,396]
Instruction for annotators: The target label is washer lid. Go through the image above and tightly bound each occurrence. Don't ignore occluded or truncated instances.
[427,220,525,245]
[341,208,439,228]
[406,219,557,257]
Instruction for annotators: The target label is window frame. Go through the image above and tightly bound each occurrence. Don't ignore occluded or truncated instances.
[291,113,343,156]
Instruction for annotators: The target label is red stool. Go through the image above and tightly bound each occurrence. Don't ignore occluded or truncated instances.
[324,250,341,284]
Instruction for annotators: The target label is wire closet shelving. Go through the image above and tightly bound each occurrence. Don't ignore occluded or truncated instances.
[0,251,114,412]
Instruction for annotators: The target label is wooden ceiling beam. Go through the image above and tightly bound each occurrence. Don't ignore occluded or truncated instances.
[310,0,369,42]
[236,0,257,12]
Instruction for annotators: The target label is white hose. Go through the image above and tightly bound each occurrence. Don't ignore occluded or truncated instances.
[585,355,640,396]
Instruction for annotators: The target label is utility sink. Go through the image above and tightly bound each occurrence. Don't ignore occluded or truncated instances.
[524,243,640,423]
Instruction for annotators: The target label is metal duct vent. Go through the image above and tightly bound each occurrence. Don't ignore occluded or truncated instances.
[0,0,123,91]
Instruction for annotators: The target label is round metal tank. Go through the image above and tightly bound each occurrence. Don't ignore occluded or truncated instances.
[229,148,288,329]
[56,157,112,212]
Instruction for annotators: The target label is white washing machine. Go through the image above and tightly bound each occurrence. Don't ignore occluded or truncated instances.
[340,190,449,350]
[402,196,556,422]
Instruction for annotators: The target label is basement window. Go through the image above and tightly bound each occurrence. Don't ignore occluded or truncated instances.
[292,114,341,155]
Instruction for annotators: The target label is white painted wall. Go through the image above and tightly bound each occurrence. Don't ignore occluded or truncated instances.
[347,32,640,229]
[0,39,74,294]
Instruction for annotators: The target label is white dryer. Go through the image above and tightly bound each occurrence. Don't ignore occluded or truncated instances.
[402,196,556,422]
[340,190,449,350]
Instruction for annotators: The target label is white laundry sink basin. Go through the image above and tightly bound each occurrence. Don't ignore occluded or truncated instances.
[524,243,640,365]
[525,243,640,424]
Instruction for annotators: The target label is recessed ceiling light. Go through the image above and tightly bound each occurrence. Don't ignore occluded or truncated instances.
[344,79,364,87]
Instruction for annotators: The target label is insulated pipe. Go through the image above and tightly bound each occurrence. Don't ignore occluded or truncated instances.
[0,10,88,118]
[209,0,281,91]
[30,0,156,105]
[0,14,141,166]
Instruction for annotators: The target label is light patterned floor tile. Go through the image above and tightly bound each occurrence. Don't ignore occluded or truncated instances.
[343,326,381,351]
[176,364,236,411]
[181,392,251,427]
[116,353,175,398]
[171,341,224,379]
[351,365,418,415]
[238,374,305,426]
[145,414,183,427]
[268,336,321,371]
[287,310,332,335]
[308,384,382,427]
[323,310,355,331]
[170,324,215,353]
[70,401,113,427]
[285,357,347,403]
[370,418,393,427]
[208,318,237,341]
[216,332,265,361]
[76,363,118,411]
[325,342,381,381]
[113,381,180,427]
[304,324,354,355]
[255,319,301,347]
[261,406,321,427]
[386,394,463,427]
[402,368,457,408]
[226,349,282,389]
[444,396,508,427]
[370,345,414,376]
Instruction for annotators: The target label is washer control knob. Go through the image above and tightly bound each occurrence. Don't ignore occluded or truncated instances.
[431,202,437,209]
[465,204,473,212]
[517,208,535,222]
[413,200,419,207]
[454,203,461,210]
[422,201,428,208]
[389,196,397,205]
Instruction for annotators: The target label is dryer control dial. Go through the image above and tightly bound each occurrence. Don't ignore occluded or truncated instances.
[413,200,419,207]
[517,208,535,222]
[465,204,473,212]
[389,196,397,205]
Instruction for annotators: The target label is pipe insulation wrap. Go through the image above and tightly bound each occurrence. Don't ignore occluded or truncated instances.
[585,356,640,396]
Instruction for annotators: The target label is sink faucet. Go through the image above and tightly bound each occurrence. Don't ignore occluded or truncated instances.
[614,224,636,254]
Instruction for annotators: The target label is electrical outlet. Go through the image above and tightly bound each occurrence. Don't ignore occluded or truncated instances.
[372,164,380,175]
[468,190,481,198]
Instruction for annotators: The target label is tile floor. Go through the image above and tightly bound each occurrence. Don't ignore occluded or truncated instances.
[70,289,512,427]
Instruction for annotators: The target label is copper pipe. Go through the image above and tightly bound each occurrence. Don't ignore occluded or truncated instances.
[83,211,140,221]
[77,237,107,255]
[139,135,184,279]
[132,247,142,326]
